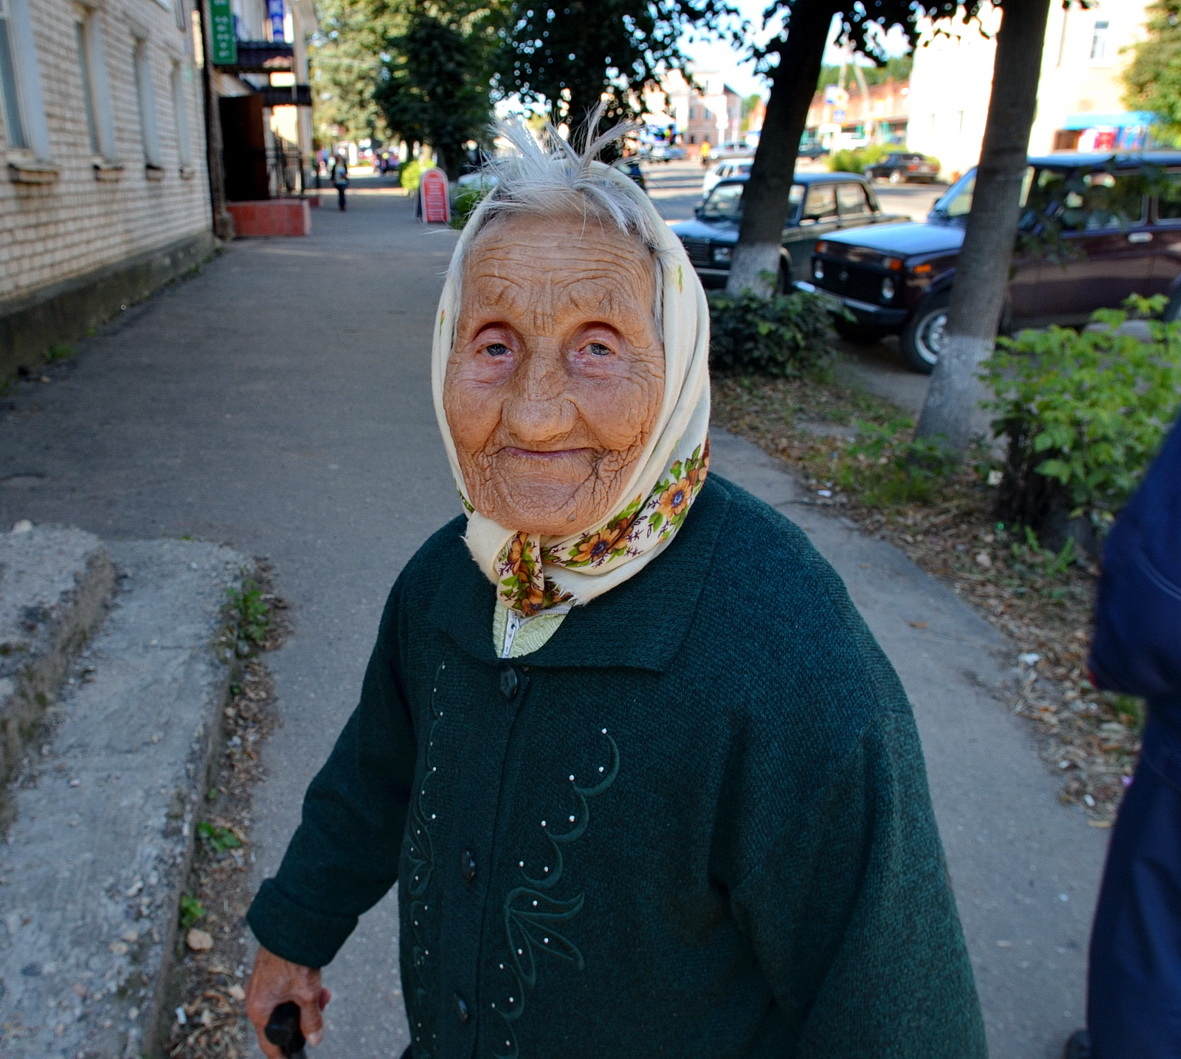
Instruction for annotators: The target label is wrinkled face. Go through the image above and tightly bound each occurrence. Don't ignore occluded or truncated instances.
[444,212,665,536]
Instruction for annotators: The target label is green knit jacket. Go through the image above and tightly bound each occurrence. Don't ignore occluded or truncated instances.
[248,475,987,1058]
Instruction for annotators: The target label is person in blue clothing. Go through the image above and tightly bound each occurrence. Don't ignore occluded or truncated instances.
[1065,412,1181,1059]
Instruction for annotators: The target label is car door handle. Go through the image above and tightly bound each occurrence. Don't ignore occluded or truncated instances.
[1128,231,1153,243]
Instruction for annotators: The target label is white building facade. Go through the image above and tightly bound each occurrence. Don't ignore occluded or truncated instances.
[0,0,212,374]
[907,0,1153,180]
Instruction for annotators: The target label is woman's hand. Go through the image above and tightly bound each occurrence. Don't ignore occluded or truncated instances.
[245,945,332,1056]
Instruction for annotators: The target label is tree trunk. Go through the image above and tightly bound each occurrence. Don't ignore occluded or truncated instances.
[914,0,1052,456]
[725,0,839,298]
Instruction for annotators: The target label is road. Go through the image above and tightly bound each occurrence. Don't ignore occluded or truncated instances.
[645,158,942,415]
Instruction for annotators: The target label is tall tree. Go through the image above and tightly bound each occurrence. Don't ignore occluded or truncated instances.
[1124,0,1181,138]
[310,0,406,143]
[376,3,501,180]
[496,0,736,128]
[914,0,1053,456]
[725,0,981,298]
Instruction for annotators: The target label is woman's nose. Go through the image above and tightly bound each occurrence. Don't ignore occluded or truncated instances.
[502,346,575,441]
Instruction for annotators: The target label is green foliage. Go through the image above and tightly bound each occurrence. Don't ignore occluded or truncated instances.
[1124,0,1181,136]
[178,894,205,930]
[309,0,404,143]
[44,342,75,362]
[450,183,490,228]
[816,55,913,93]
[399,157,434,192]
[496,0,738,127]
[835,418,956,506]
[227,580,269,648]
[375,4,500,180]
[197,821,243,854]
[981,294,1181,536]
[827,143,908,174]
[707,289,834,377]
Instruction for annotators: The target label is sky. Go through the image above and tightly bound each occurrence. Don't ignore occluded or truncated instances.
[680,2,913,98]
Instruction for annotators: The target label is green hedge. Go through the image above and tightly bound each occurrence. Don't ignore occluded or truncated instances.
[400,158,435,192]
[981,294,1181,550]
[707,289,835,377]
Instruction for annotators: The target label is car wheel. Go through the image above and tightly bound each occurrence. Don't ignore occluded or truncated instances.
[888,170,902,185]
[900,292,949,374]
[833,315,887,344]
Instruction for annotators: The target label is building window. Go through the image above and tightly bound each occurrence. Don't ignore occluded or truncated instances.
[133,38,162,167]
[76,10,117,161]
[75,22,99,153]
[170,61,190,167]
[0,0,26,148]
[0,0,50,161]
[1090,20,1109,61]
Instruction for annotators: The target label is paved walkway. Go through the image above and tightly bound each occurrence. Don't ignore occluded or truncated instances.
[0,175,1107,1057]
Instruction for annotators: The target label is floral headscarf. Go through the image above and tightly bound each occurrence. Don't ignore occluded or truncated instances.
[430,160,711,616]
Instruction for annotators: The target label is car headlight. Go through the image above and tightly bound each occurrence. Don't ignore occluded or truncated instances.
[712,246,731,264]
[813,259,825,280]
[881,276,896,300]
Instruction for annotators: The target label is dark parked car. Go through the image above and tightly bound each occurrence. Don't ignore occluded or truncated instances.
[611,156,647,191]
[797,152,1181,372]
[798,142,830,160]
[670,172,908,291]
[864,152,940,184]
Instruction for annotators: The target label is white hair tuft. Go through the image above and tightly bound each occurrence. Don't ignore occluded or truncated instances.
[448,104,670,322]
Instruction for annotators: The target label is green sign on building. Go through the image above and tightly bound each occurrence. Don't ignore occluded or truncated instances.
[209,0,237,65]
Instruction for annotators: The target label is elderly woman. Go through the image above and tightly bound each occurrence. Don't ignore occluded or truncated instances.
[245,124,986,1058]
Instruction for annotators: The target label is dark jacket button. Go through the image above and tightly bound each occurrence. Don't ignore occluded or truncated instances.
[499,667,519,699]
[454,992,470,1024]
[460,849,476,883]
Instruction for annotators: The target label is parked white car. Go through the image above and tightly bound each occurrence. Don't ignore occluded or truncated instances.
[702,158,753,198]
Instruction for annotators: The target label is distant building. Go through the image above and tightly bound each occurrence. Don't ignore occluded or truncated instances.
[907,0,1153,180]
[805,78,911,150]
[0,0,212,377]
[642,70,742,151]
[207,0,316,205]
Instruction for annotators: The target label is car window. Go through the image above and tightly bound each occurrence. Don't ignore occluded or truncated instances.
[802,184,838,222]
[1156,170,1181,223]
[701,183,744,221]
[1056,171,1146,232]
[945,167,1035,221]
[836,182,869,215]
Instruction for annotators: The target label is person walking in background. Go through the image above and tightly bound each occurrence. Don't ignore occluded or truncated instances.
[332,155,349,211]
[700,137,711,168]
[1065,412,1181,1059]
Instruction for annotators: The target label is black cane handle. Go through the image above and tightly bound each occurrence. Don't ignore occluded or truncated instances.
[264,1000,307,1057]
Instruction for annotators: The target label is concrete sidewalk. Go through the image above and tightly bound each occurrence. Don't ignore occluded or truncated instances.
[0,174,1107,1057]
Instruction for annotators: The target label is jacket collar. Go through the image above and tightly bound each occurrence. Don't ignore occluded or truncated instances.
[428,476,732,672]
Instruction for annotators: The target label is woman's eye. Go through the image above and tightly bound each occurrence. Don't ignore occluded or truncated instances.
[586,342,613,357]
[484,342,510,357]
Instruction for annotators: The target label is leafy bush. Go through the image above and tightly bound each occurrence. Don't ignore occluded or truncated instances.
[981,294,1181,550]
[178,894,205,930]
[827,143,892,174]
[400,158,434,192]
[835,417,957,506]
[450,184,489,229]
[707,289,834,377]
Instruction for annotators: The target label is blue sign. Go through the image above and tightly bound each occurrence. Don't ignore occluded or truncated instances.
[267,0,286,41]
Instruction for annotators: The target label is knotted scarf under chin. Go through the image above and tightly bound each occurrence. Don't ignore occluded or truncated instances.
[479,439,710,616]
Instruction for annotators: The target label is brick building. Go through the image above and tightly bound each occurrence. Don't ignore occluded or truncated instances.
[642,70,742,152]
[0,0,213,376]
